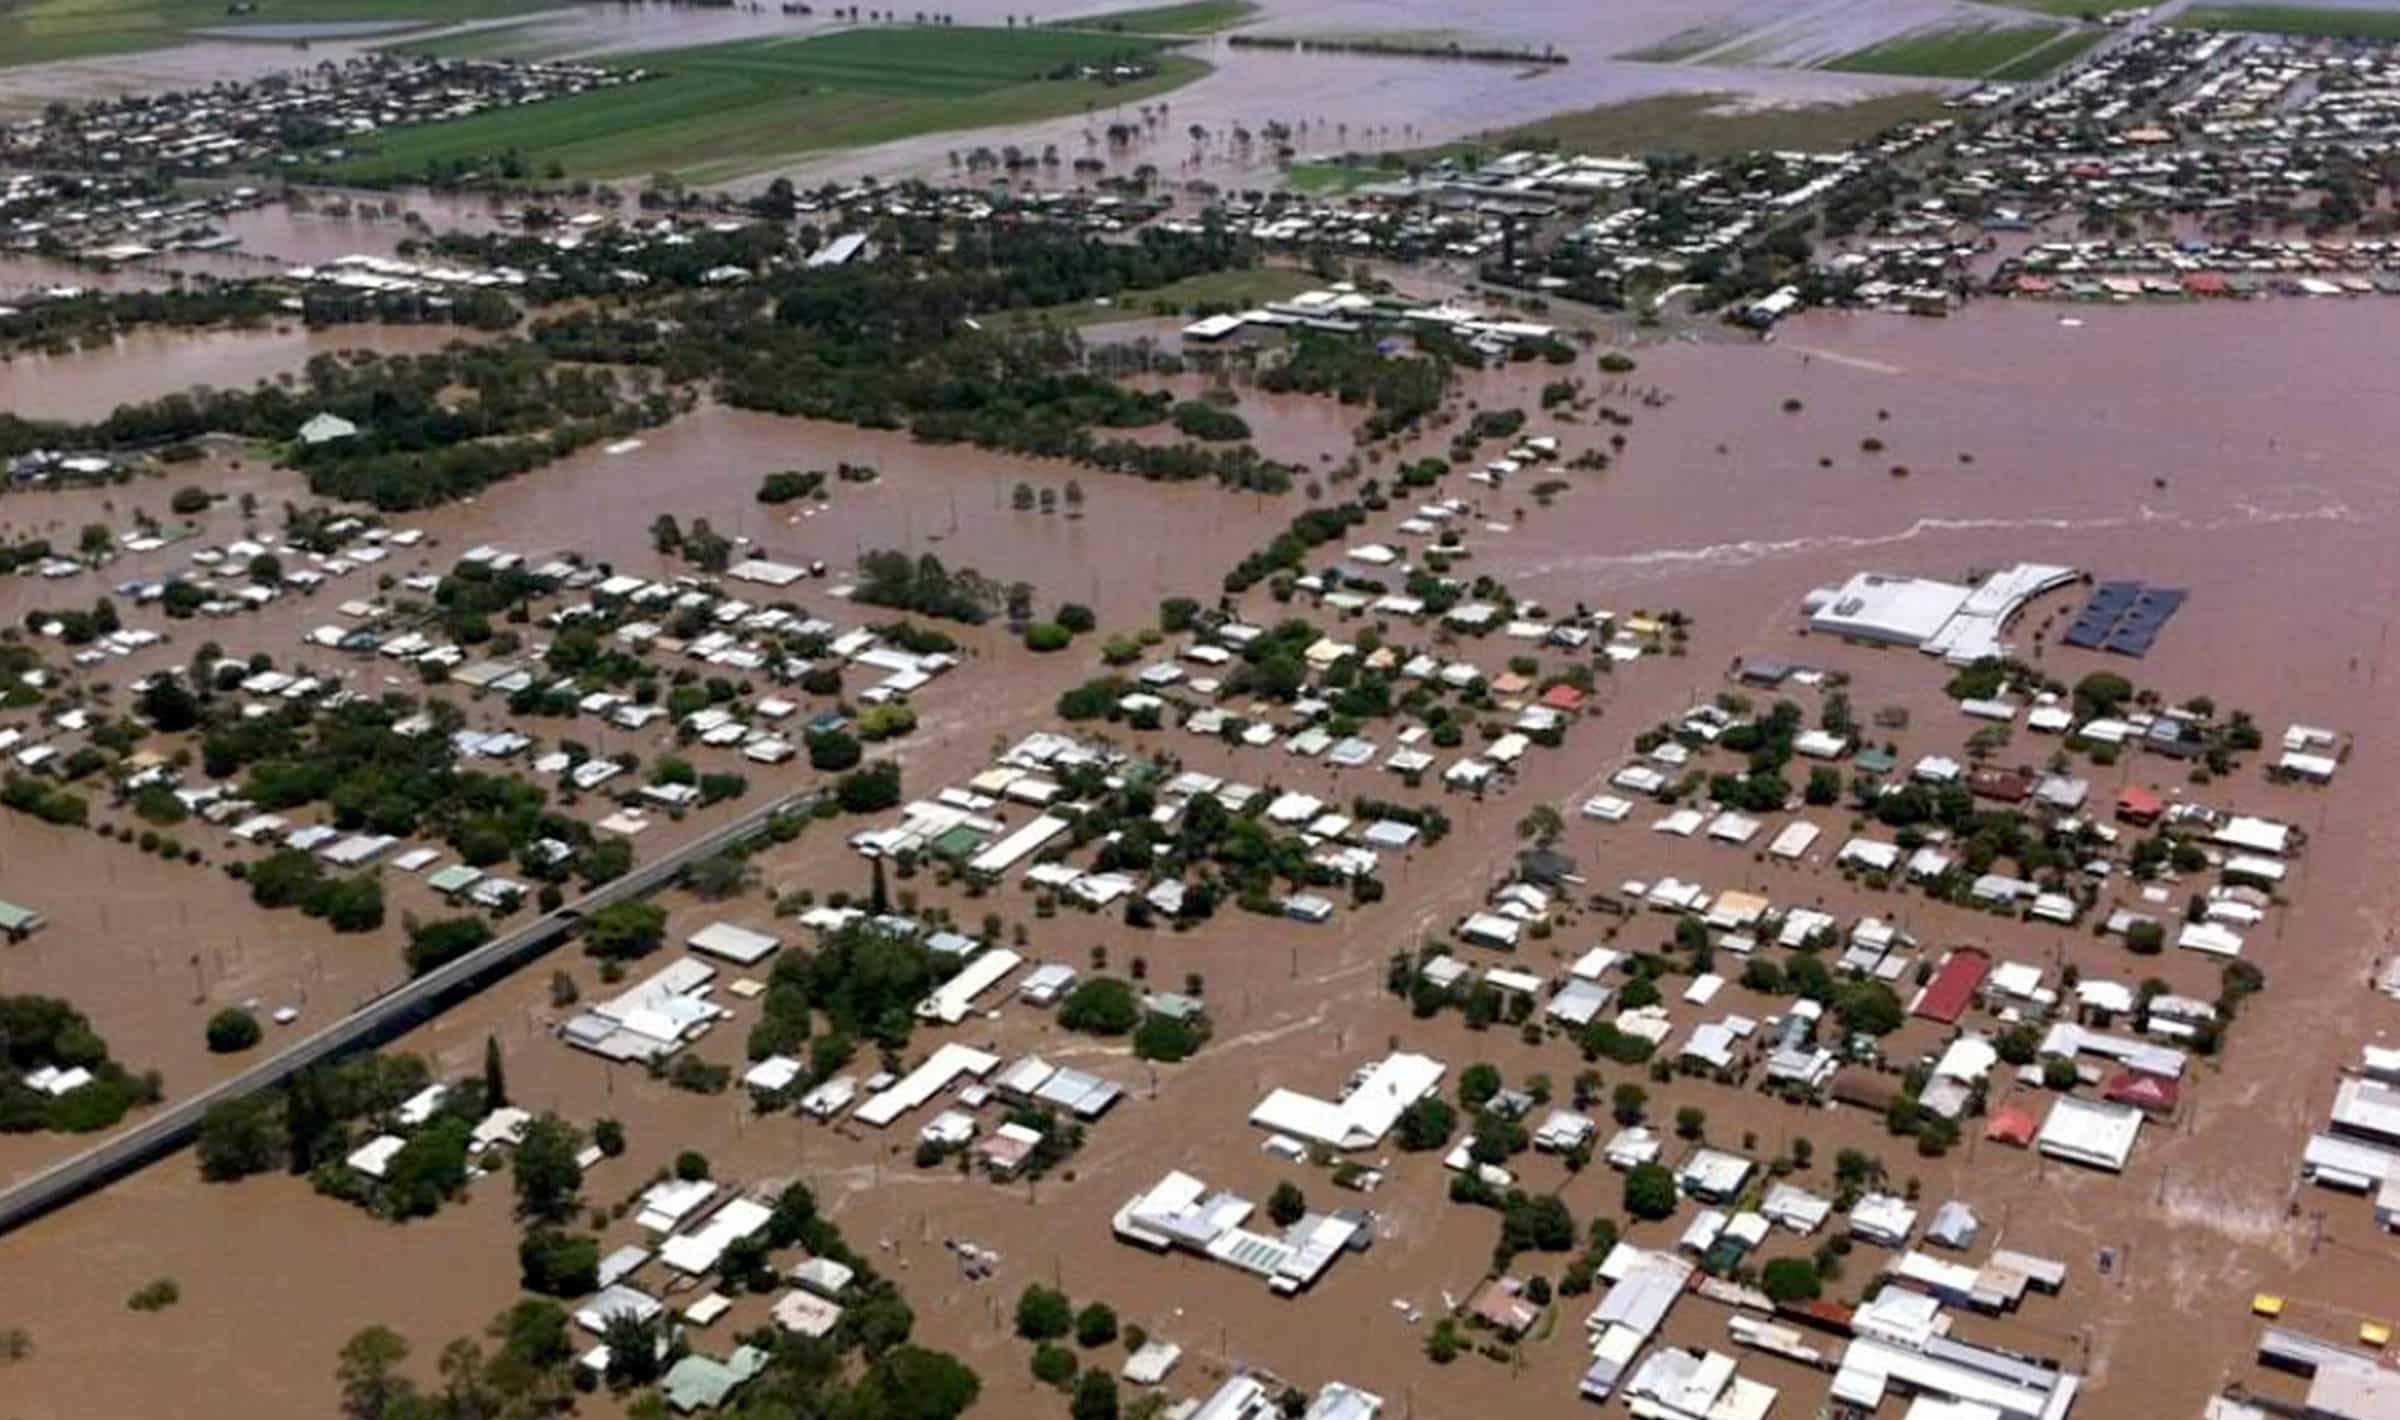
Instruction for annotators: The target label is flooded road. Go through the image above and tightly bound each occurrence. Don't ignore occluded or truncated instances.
[0,295,2397,1419]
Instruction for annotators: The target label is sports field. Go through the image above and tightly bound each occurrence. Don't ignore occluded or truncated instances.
[0,0,555,68]
[313,26,1206,184]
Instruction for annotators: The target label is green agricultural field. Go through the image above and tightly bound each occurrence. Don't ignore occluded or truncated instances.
[0,0,556,68]
[2179,4,2400,38]
[312,26,1205,184]
[1988,24,2105,79]
[1050,0,1257,34]
[1822,20,2075,78]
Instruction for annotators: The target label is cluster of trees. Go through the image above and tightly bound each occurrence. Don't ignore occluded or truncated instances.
[242,848,386,932]
[1169,399,1249,441]
[199,692,614,897]
[853,549,998,624]
[1223,500,1370,593]
[1017,1283,1132,1418]
[0,342,681,512]
[0,283,516,359]
[0,773,89,828]
[196,1055,436,1184]
[534,222,1252,431]
[755,468,828,504]
[0,995,161,1134]
[1256,333,1449,441]
[749,921,941,1070]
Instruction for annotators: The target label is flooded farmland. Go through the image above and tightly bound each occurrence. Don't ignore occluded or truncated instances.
[0,289,2396,1420]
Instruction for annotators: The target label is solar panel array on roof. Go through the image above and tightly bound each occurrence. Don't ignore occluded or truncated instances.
[2062,580,2186,658]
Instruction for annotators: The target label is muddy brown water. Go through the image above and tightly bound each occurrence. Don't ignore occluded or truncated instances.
[2,298,2400,1417]
[0,323,488,423]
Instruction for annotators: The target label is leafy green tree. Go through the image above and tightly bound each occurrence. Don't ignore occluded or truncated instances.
[205,1008,262,1054]
[1459,1062,1503,1111]
[336,1324,415,1420]
[1613,1083,1648,1125]
[197,1092,283,1180]
[1762,1256,1821,1302]
[1267,1181,1307,1227]
[1059,977,1140,1035]
[809,729,863,772]
[1032,1341,1078,1386]
[600,1310,671,1386]
[1015,1284,1073,1341]
[482,1035,507,1110]
[584,901,666,962]
[138,675,203,733]
[1071,1370,1121,1420]
[518,1228,600,1297]
[1074,1301,1118,1348]
[864,1346,982,1420]
[512,1115,583,1224]
[405,916,493,976]
[1624,1162,1678,1220]
[1836,981,1905,1037]
[1396,1096,1457,1151]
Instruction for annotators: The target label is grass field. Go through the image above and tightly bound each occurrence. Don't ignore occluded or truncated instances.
[994,267,1315,328]
[313,26,1205,183]
[1822,19,2076,77]
[1988,24,2106,78]
[0,0,556,68]
[1464,90,1953,160]
[2178,3,2400,38]
[1050,0,1256,34]
[1284,159,1394,194]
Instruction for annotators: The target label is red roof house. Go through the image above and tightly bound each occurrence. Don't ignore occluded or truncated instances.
[2116,785,2164,825]
[1539,684,1587,712]
[1911,947,1993,1025]
[1985,1102,2038,1148]
[2103,1070,2181,1116]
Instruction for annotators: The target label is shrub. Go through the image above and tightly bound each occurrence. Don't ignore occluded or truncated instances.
[1761,1257,1821,1303]
[1624,1162,1677,1220]
[204,1008,262,1054]
[1032,1342,1079,1386]
[1015,1284,1073,1341]
[1058,977,1140,1035]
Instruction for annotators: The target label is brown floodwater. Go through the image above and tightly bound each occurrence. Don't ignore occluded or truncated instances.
[750,37,1940,193]
[0,322,486,423]
[3,296,2400,1419]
